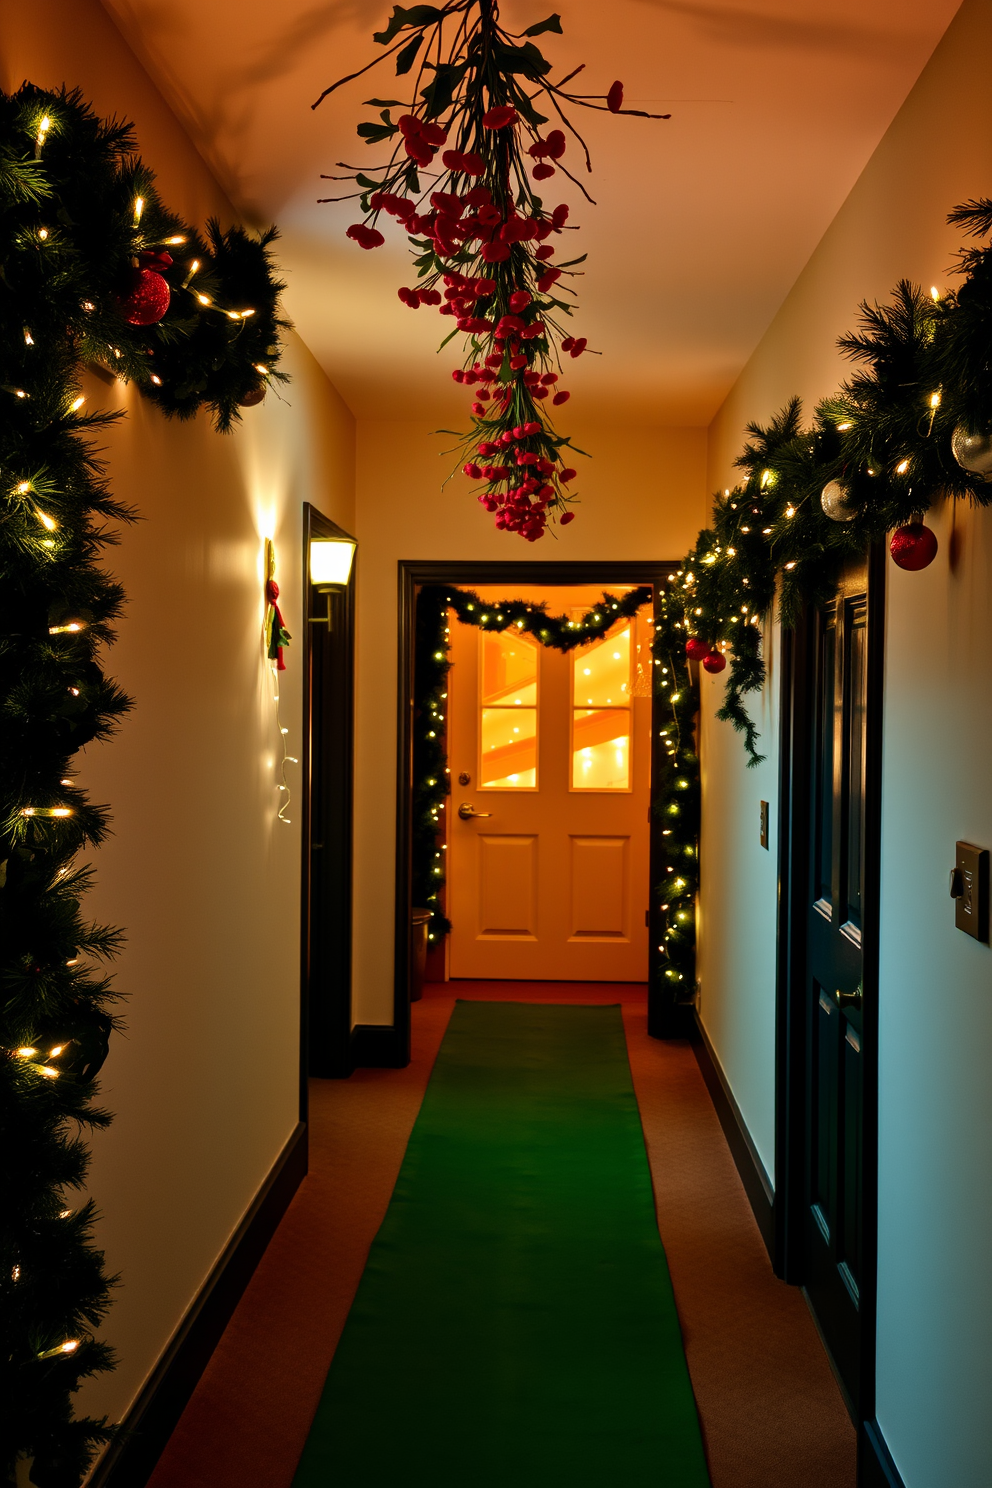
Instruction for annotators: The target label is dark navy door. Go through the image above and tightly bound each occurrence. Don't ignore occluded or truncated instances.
[804,563,867,1407]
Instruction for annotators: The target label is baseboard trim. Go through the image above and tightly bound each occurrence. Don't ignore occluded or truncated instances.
[860,1419,906,1488]
[691,1011,775,1259]
[89,1121,308,1488]
[350,1022,407,1068]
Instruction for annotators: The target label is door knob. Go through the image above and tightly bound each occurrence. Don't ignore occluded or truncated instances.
[834,986,862,1009]
[458,802,492,820]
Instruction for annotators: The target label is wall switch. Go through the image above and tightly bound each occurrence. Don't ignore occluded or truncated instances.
[950,842,989,942]
[760,800,769,850]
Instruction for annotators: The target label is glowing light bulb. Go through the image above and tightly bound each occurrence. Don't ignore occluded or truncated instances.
[38,227,49,241]
[931,286,940,301]
[17,1048,37,1058]
[69,396,85,413]
[896,459,910,474]
[196,293,212,306]
[164,235,186,245]
[37,115,52,146]
[133,196,145,223]
[36,510,57,532]
[930,391,941,408]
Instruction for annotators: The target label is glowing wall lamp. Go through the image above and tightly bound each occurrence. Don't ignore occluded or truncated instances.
[309,536,356,626]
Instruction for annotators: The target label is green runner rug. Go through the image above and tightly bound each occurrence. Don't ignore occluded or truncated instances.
[293,1001,710,1486]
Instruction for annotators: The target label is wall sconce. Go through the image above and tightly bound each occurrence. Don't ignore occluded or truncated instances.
[309,537,356,626]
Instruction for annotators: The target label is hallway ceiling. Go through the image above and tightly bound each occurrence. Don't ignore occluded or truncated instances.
[99,0,961,427]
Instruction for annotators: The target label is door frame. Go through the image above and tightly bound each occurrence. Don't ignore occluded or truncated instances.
[301,503,357,1081]
[775,540,885,1454]
[382,559,681,1070]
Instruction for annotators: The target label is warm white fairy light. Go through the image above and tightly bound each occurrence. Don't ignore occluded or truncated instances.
[68,396,85,413]
[133,196,145,224]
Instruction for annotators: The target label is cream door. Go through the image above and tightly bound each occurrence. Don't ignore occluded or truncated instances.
[447,596,651,980]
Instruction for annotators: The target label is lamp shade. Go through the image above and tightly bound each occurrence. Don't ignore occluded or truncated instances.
[310,538,356,587]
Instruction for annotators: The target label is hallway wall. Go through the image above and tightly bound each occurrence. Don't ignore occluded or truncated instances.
[2,0,355,1435]
[352,419,708,1024]
[700,1,992,1483]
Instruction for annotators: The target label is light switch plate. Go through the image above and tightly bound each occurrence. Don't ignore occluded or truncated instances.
[954,841,989,942]
[759,800,769,850]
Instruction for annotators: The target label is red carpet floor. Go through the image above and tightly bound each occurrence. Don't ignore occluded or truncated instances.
[146,982,855,1488]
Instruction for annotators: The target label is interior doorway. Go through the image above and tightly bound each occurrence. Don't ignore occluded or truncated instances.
[777,545,884,1451]
[302,504,357,1080]
[446,584,654,981]
[386,561,679,1073]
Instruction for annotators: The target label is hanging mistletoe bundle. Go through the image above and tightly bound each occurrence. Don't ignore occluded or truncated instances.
[314,1,668,540]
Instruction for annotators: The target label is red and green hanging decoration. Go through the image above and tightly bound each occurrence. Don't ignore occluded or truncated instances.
[314,0,668,540]
[0,84,288,1487]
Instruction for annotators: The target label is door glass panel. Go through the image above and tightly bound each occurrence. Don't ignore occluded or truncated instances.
[571,627,632,790]
[844,605,867,930]
[572,710,630,789]
[481,630,538,705]
[573,626,631,706]
[479,631,539,788]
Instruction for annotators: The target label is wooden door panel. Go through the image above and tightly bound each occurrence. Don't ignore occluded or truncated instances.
[569,836,628,940]
[447,589,650,981]
[478,835,537,938]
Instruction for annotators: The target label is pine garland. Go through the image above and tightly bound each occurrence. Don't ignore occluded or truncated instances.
[647,197,992,1009]
[315,1,667,540]
[1,84,288,1486]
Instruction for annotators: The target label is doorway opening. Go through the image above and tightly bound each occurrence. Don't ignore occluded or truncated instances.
[391,561,684,1070]
[302,503,357,1080]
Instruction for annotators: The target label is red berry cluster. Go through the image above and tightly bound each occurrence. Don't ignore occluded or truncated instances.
[342,102,600,539]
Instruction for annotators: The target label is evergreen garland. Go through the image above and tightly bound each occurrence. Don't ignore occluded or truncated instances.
[647,197,992,1008]
[1,84,288,1486]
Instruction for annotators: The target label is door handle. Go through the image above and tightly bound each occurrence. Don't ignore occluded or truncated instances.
[458,803,492,820]
[834,985,862,1009]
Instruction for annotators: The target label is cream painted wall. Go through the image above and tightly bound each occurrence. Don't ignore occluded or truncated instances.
[3,0,355,1433]
[352,418,707,1024]
[703,1,992,1482]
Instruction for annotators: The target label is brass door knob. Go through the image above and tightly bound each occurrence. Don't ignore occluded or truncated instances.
[835,986,862,1009]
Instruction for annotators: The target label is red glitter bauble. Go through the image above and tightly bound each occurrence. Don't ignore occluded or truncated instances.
[238,386,266,408]
[702,650,727,674]
[685,637,710,661]
[118,268,171,327]
[889,522,938,571]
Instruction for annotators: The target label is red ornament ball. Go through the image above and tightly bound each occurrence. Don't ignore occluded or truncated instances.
[118,267,171,327]
[685,637,711,661]
[702,650,727,674]
[889,522,938,571]
[238,386,266,408]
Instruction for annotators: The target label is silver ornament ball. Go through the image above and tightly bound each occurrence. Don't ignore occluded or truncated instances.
[950,424,992,480]
[820,479,856,522]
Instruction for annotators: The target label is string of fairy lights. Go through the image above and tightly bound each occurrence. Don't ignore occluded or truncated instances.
[1,82,289,1486]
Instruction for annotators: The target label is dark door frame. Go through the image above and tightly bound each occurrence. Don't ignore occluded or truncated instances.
[301,503,357,1082]
[775,541,885,1468]
[366,558,681,1071]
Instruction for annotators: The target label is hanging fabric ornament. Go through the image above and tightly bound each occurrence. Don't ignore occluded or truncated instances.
[950,424,992,480]
[263,538,292,670]
[685,637,711,661]
[117,249,173,327]
[890,522,938,571]
[702,649,727,673]
[820,479,856,522]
